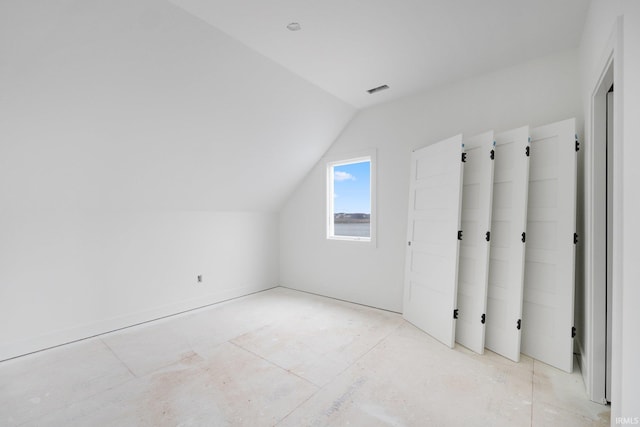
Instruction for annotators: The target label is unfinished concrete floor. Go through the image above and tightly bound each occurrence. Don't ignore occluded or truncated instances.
[0,287,610,426]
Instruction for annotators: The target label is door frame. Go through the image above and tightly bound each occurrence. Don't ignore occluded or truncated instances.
[581,17,623,405]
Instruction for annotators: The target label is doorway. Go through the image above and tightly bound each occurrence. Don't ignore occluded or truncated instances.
[605,84,613,403]
[586,55,615,405]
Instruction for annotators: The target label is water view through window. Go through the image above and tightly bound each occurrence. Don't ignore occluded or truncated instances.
[331,160,371,238]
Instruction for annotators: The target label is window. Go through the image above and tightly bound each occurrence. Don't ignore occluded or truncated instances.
[326,152,375,242]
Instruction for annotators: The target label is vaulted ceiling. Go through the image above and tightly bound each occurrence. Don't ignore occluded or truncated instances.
[168,0,591,108]
[1,0,591,213]
[0,0,354,212]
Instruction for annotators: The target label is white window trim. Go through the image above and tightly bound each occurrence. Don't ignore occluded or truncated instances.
[325,149,377,245]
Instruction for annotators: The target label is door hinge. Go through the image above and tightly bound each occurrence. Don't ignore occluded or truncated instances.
[453,309,459,319]
[408,241,411,246]
[521,232,526,243]
[490,149,495,160]
[572,326,577,338]
[574,233,579,244]
[461,152,467,163]
[481,313,486,324]
[458,230,463,240]
[516,319,522,330]
[485,231,491,242]
[575,135,580,152]
[525,146,530,157]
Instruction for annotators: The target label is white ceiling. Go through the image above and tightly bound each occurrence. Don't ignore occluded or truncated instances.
[1,0,355,212]
[168,0,590,109]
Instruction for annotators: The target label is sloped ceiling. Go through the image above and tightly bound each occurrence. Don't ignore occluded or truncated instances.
[168,0,591,108]
[1,0,590,213]
[0,0,355,212]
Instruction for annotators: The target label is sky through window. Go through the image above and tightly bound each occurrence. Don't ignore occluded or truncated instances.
[333,161,370,214]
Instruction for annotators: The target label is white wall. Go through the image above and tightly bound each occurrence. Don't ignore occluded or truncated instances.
[619,3,640,418]
[0,0,354,360]
[0,211,278,360]
[580,0,640,419]
[614,0,640,417]
[280,50,582,313]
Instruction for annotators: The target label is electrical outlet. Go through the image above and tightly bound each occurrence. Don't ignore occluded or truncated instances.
[197,275,203,283]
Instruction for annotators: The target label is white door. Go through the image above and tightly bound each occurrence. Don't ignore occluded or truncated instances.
[403,134,464,348]
[521,118,577,373]
[455,131,495,354]
[485,126,530,362]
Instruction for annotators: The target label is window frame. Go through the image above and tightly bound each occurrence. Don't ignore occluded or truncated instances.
[325,150,376,244]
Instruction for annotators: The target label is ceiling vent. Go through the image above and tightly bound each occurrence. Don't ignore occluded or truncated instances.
[367,84,389,94]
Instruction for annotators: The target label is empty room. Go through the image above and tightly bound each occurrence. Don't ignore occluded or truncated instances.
[1,0,639,426]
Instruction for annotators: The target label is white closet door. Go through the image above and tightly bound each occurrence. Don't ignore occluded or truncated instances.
[403,134,464,348]
[455,131,495,354]
[522,118,577,373]
[485,126,530,362]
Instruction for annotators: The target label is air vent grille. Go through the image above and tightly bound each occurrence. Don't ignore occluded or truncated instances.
[367,84,389,94]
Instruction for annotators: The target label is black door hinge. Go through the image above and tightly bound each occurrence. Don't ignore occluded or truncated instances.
[458,230,463,240]
[453,309,459,319]
[575,136,580,152]
[481,313,486,324]
[525,146,530,157]
[574,233,579,244]
[461,152,467,163]
[572,326,577,338]
[517,319,522,330]
[490,149,495,160]
[485,231,491,242]
[521,232,526,243]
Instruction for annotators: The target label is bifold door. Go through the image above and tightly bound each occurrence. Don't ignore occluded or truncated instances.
[485,126,530,362]
[521,118,577,373]
[455,131,495,354]
[403,135,464,348]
